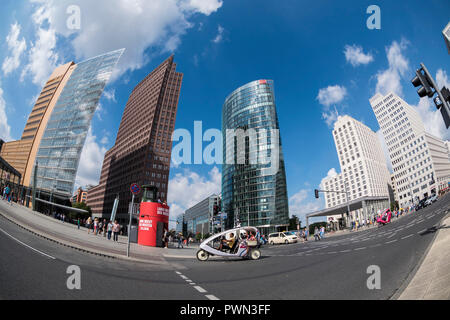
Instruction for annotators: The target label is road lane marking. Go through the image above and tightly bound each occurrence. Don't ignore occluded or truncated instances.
[401,234,413,240]
[386,239,397,244]
[417,229,427,234]
[194,286,207,293]
[0,226,56,260]
[206,295,220,300]
[354,247,366,251]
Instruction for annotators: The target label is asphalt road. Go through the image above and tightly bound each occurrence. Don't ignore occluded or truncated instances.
[0,194,449,300]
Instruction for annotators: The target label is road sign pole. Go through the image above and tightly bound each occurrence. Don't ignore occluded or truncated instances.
[127,193,135,258]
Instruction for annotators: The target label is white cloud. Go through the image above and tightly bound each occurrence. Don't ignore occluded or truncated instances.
[413,69,450,141]
[20,11,59,86]
[184,0,223,15]
[0,82,12,141]
[167,166,221,219]
[27,0,223,80]
[374,40,409,97]
[103,89,116,102]
[74,128,107,190]
[322,107,339,127]
[317,85,347,107]
[212,25,225,43]
[289,189,323,224]
[344,44,374,67]
[2,22,27,76]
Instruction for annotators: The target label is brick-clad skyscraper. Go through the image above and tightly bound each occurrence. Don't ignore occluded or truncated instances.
[88,56,183,222]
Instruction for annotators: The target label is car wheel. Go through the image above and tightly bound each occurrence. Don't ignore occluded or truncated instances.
[285,240,289,244]
[250,249,261,260]
[270,241,274,245]
[196,249,209,262]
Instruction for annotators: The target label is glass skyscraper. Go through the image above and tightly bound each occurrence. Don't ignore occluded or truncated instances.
[222,80,289,235]
[33,49,124,196]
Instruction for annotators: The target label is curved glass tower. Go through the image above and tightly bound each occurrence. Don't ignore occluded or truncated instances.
[33,49,124,196]
[222,80,289,234]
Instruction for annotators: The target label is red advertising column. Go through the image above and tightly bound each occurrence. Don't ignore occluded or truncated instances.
[138,202,170,247]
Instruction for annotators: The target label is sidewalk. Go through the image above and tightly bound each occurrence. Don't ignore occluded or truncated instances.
[397,214,450,300]
[0,200,198,263]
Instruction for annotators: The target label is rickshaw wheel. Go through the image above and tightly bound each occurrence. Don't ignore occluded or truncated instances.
[196,249,209,262]
[250,249,261,260]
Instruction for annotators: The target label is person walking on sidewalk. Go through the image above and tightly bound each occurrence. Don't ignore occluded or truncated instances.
[177,234,184,249]
[93,218,99,235]
[77,218,80,230]
[112,220,120,242]
[86,217,92,234]
[107,221,113,240]
[102,219,107,237]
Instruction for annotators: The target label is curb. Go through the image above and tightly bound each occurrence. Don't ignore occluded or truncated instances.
[0,210,192,264]
[389,211,450,300]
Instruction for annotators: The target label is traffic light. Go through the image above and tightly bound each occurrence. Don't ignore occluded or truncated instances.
[213,205,219,215]
[314,189,319,199]
[411,69,434,98]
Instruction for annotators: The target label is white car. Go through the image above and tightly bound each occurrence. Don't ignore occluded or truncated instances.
[425,195,438,206]
[268,232,298,245]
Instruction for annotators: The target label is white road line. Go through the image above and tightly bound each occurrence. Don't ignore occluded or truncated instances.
[0,227,55,260]
[175,271,181,275]
[206,295,220,300]
[340,250,351,253]
[354,247,366,251]
[401,234,413,240]
[194,286,207,293]
[180,275,188,280]
[386,239,397,244]
[418,229,427,234]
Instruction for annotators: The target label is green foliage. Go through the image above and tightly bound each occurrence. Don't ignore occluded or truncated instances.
[289,215,300,230]
[71,202,92,220]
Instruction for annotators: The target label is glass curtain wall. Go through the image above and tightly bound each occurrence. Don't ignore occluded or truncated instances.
[33,49,124,196]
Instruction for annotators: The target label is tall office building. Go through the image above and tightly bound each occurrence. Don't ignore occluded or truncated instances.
[221,80,289,235]
[1,49,123,204]
[184,194,221,235]
[87,56,182,223]
[370,92,450,208]
[1,62,76,189]
[321,115,391,222]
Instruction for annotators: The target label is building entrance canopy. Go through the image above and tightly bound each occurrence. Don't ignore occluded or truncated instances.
[306,196,390,230]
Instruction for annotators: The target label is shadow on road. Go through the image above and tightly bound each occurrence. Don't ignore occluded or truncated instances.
[419,224,449,236]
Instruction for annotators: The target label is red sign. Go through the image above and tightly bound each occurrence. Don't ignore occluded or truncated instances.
[130,183,141,195]
[259,80,267,84]
[138,202,170,247]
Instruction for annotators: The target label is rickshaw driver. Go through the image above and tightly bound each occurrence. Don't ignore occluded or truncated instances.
[219,232,236,252]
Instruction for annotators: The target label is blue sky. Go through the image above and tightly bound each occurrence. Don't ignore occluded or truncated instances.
[0,0,449,224]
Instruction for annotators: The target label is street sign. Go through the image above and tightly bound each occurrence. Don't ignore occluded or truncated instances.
[130,183,141,195]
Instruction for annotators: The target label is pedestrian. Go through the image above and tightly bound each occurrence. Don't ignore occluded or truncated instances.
[107,220,113,240]
[77,218,80,229]
[163,229,169,248]
[177,234,183,249]
[102,219,107,237]
[320,226,325,239]
[112,220,120,242]
[314,227,320,241]
[93,218,99,235]
[98,220,103,235]
[86,217,92,234]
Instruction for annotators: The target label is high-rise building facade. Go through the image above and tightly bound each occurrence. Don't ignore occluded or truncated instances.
[0,62,75,189]
[87,56,182,223]
[33,49,124,197]
[0,49,123,203]
[370,92,450,207]
[184,194,221,235]
[221,80,289,235]
[320,115,391,221]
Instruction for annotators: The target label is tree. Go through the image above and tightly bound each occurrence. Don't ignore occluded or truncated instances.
[289,215,299,230]
[71,202,92,220]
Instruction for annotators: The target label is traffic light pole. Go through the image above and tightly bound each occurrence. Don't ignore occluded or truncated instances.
[315,187,351,229]
[422,63,450,122]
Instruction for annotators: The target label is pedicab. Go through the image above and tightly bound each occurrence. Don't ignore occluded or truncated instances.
[196,227,262,262]
[376,209,392,226]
